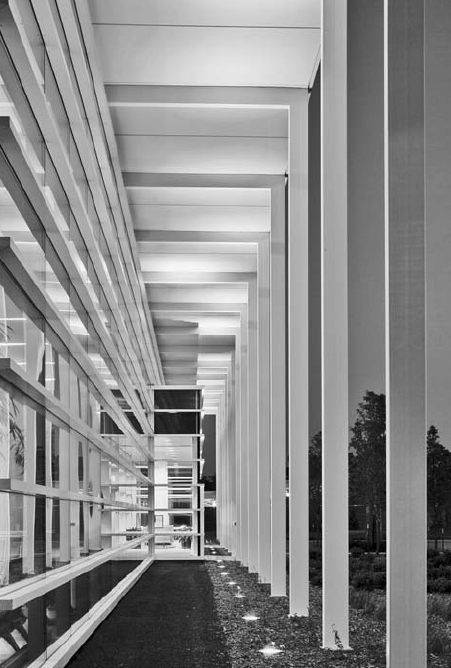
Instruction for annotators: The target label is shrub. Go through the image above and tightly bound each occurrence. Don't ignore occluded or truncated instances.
[350,546,365,558]
[373,599,386,620]
[309,547,322,560]
[372,572,386,589]
[372,557,386,572]
[310,573,322,586]
[428,615,451,656]
[351,570,376,590]
[349,588,386,619]
[428,577,451,594]
[349,539,367,551]
[428,594,451,622]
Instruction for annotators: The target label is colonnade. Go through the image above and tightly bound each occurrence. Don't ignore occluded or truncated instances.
[216,2,427,667]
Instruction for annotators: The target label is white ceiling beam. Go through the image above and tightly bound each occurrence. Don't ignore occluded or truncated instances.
[124,172,284,189]
[142,271,255,283]
[136,230,268,243]
[107,85,302,107]
[89,0,321,29]
[150,303,243,313]
[116,134,287,175]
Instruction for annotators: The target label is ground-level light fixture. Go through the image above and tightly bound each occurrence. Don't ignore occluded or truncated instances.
[258,642,284,656]
[220,572,229,576]
[228,581,237,585]
[242,613,260,622]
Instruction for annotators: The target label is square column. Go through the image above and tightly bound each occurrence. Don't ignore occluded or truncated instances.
[385,1,426,665]
[258,235,271,583]
[234,308,249,564]
[240,306,249,566]
[234,327,242,560]
[270,179,287,596]
[247,278,259,573]
[288,91,310,616]
[321,0,350,649]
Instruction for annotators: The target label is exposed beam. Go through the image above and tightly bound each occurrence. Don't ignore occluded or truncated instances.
[136,230,268,243]
[144,273,253,284]
[106,85,300,107]
[150,303,243,312]
[124,172,283,189]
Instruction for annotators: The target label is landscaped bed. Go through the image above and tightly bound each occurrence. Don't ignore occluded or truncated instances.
[207,557,451,668]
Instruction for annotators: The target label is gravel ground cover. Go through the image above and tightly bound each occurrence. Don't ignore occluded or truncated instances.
[208,560,451,668]
[207,560,387,668]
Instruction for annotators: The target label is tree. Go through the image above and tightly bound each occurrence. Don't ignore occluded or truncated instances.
[349,391,386,553]
[309,431,322,542]
[427,425,451,549]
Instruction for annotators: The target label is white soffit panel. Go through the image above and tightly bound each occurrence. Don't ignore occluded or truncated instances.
[88,0,320,29]
[116,135,288,174]
[130,205,270,233]
[140,253,257,273]
[92,25,319,88]
[110,107,288,138]
[126,188,271,207]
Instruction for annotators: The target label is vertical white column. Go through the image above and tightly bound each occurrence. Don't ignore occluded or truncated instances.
[270,179,287,597]
[215,404,222,544]
[240,305,249,566]
[288,92,310,616]
[385,1,426,666]
[321,0,350,649]
[235,327,242,560]
[258,235,271,583]
[222,374,230,549]
[247,277,259,573]
[217,396,224,545]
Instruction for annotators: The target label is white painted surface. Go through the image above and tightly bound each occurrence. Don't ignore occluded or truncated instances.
[321,0,349,650]
[385,1,426,666]
[270,182,287,597]
[110,106,288,137]
[116,135,288,175]
[89,0,321,28]
[288,92,310,616]
[92,25,319,88]
[127,187,270,207]
[131,204,270,233]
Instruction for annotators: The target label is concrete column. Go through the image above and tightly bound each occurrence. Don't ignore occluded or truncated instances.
[288,91,310,616]
[321,0,349,649]
[258,236,271,583]
[215,403,222,544]
[239,306,249,566]
[235,327,242,560]
[219,392,226,546]
[385,1,426,666]
[247,277,259,573]
[229,352,237,555]
[270,180,286,596]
